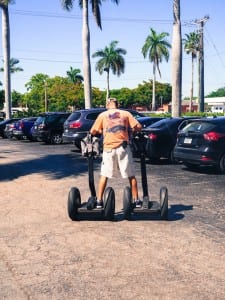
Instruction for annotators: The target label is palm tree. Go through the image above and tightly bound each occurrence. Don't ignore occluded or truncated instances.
[183,32,200,112]
[92,40,126,100]
[142,28,171,111]
[66,67,84,84]
[171,0,182,117]
[0,58,24,73]
[0,0,13,119]
[61,0,120,109]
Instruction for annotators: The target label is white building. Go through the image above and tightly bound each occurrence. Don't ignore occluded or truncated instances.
[204,97,225,113]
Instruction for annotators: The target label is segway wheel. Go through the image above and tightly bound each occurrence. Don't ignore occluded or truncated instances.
[160,186,168,220]
[103,187,115,221]
[68,187,81,221]
[123,186,132,220]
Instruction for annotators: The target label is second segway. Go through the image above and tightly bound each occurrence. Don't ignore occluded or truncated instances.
[123,132,168,220]
[68,133,115,221]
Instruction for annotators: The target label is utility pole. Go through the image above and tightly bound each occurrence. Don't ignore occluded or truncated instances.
[194,15,209,112]
[44,80,48,112]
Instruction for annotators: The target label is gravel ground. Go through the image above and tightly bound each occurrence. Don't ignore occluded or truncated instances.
[0,139,225,300]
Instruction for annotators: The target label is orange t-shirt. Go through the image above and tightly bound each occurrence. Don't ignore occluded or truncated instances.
[91,109,141,150]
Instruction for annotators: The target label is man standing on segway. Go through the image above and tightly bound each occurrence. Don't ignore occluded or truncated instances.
[90,97,142,209]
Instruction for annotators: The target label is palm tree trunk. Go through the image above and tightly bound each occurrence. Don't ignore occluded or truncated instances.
[189,55,194,112]
[152,63,156,111]
[171,0,182,117]
[106,71,110,101]
[82,0,92,108]
[1,4,11,119]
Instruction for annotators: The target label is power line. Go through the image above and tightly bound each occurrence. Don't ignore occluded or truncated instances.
[205,27,225,70]
[10,9,196,26]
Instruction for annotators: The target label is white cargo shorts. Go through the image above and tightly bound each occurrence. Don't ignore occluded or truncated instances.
[100,144,135,178]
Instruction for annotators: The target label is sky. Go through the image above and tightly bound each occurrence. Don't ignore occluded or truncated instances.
[0,0,225,101]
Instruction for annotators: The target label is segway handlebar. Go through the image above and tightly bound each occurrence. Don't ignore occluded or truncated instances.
[80,132,100,157]
[132,131,148,154]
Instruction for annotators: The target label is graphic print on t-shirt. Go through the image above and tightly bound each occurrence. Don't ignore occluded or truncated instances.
[106,111,126,133]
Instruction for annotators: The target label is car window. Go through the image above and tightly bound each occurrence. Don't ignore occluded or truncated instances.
[45,115,59,124]
[67,112,81,122]
[35,116,45,124]
[181,121,216,133]
[86,112,103,120]
[58,115,69,124]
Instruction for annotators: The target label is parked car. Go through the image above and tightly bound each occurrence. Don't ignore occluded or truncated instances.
[141,117,201,163]
[4,119,22,139]
[12,117,38,141]
[63,108,145,149]
[0,118,21,138]
[31,112,71,144]
[130,116,166,157]
[174,116,225,173]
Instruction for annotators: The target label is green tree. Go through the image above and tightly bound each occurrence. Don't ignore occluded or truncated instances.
[66,67,84,84]
[11,90,24,107]
[142,28,171,111]
[24,74,86,113]
[207,87,225,98]
[25,73,49,113]
[61,0,120,109]
[92,40,126,101]
[171,0,182,117]
[0,0,14,119]
[183,32,199,111]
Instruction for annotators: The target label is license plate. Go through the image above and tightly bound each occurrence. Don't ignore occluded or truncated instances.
[184,137,192,144]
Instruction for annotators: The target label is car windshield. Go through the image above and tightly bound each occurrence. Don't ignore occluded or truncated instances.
[146,118,175,129]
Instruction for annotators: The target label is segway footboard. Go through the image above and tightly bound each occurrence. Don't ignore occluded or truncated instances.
[122,186,169,220]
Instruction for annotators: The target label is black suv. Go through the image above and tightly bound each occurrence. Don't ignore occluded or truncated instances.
[63,108,145,149]
[31,112,71,144]
[174,116,225,173]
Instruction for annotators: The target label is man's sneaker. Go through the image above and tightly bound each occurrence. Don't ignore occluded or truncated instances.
[135,200,142,208]
[96,200,103,209]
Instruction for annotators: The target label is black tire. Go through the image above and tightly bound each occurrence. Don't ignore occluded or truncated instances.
[50,133,63,144]
[160,186,168,220]
[103,187,115,221]
[68,187,81,221]
[169,149,177,164]
[123,186,132,220]
[218,154,225,174]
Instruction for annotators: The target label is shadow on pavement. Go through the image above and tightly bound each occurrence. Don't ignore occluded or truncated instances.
[0,153,101,181]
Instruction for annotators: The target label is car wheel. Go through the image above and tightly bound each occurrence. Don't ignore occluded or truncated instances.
[74,141,81,150]
[169,149,178,164]
[50,133,63,144]
[218,154,225,174]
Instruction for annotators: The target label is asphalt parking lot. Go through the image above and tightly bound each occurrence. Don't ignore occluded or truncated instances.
[0,138,225,299]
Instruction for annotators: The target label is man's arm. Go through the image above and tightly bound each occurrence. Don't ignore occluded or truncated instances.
[90,115,103,136]
[132,122,142,132]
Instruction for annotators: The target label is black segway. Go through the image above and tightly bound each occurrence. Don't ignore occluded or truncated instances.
[123,132,168,220]
[68,133,115,221]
